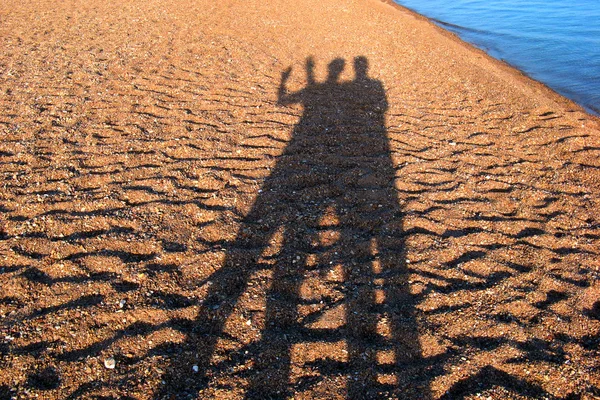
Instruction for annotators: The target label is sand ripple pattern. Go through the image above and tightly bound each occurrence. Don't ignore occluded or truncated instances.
[1,0,600,399]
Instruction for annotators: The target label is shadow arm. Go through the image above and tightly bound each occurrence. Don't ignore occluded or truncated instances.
[306,57,315,86]
[278,67,302,106]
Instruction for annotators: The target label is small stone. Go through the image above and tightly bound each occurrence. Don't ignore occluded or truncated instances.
[104,358,116,369]
[192,365,199,373]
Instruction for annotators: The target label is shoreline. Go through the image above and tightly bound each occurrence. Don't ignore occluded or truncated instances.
[1,0,600,398]
[378,0,600,121]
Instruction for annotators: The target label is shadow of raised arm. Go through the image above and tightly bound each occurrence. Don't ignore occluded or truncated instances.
[277,66,295,106]
[277,57,315,106]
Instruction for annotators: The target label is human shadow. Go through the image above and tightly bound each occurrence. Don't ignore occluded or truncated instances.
[155,57,430,399]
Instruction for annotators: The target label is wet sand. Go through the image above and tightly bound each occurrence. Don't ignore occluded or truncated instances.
[1,0,599,398]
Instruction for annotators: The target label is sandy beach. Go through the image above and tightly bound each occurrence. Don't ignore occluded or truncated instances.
[1,0,599,398]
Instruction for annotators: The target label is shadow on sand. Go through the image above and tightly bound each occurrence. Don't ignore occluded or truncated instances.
[155,56,429,399]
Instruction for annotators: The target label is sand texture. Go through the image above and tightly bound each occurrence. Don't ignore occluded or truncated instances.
[1,0,600,398]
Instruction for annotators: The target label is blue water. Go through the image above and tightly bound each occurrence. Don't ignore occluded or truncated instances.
[393,0,600,115]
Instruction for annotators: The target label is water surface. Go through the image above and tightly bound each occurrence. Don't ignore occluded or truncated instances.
[394,0,600,114]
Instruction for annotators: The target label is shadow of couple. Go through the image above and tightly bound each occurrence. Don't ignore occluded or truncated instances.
[156,56,429,399]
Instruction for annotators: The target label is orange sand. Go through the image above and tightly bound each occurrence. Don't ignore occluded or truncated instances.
[1,0,599,398]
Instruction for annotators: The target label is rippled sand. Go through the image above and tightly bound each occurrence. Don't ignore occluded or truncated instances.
[1,0,599,398]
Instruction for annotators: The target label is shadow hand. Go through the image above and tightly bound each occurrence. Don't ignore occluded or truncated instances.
[282,67,292,81]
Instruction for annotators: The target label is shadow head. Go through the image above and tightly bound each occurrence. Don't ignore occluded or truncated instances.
[327,58,346,82]
[354,56,369,80]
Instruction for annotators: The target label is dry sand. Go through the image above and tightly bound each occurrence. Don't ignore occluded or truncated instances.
[1,0,599,398]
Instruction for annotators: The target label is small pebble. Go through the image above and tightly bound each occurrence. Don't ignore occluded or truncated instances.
[104,358,116,369]
[192,365,199,373]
